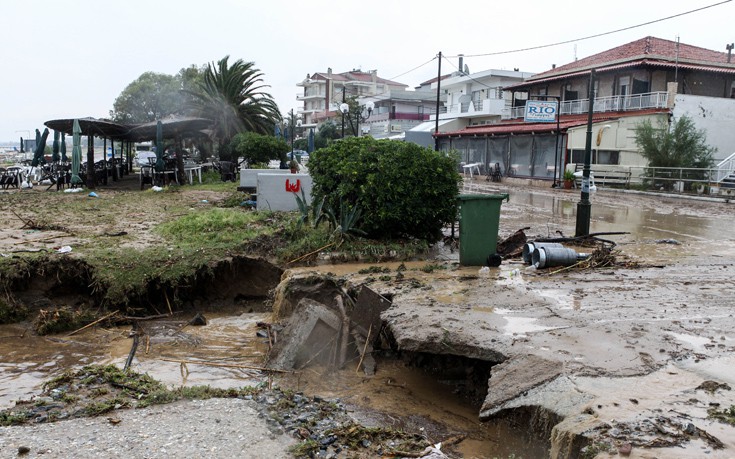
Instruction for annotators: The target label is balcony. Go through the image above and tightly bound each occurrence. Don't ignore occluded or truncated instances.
[435,98,506,120]
[296,92,324,101]
[503,91,669,119]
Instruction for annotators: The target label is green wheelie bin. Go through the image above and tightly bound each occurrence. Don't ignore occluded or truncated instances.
[457,193,509,266]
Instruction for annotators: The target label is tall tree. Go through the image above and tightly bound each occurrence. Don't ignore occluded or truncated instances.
[109,72,183,123]
[634,115,716,168]
[184,56,280,153]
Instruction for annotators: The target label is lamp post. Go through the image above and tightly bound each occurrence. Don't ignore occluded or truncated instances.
[340,100,374,137]
[575,70,596,237]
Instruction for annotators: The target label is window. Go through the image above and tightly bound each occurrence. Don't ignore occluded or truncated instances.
[569,149,619,165]
[618,76,630,96]
[596,150,619,165]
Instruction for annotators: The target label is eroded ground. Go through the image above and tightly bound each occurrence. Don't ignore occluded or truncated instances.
[2,177,735,458]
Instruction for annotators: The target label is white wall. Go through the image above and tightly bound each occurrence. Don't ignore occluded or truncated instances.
[672,95,735,162]
[240,168,291,188]
[257,173,312,212]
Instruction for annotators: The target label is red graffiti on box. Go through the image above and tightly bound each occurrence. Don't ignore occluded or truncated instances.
[285,179,301,193]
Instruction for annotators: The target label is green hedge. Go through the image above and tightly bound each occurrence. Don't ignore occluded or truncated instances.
[309,137,460,241]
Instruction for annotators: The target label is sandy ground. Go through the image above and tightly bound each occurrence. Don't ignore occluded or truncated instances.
[0,398,294,458]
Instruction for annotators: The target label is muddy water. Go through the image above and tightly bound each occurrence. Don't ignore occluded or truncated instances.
[276,360,547,458]
[2,187,733,457]
[0,309,271,410]
[0,306,546,458]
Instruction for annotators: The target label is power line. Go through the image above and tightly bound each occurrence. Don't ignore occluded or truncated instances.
[388,56,437,81]
[453,0,732,59]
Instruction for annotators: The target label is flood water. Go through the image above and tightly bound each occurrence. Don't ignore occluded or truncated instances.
[1,186,733,458]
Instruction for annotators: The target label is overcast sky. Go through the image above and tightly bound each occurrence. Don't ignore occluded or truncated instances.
[1,0,733,142]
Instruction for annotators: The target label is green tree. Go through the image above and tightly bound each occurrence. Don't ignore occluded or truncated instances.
[315,121,339,149]
[229,132,289,165]
[184,56,280,155]
[634,115,716,168]
[110,72,183,123]
[309,137,461,241]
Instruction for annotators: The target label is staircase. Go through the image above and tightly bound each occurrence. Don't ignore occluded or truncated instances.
[716,153,735,189]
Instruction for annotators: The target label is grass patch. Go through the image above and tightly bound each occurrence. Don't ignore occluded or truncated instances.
[708,405,735,426]
[34,307,99,335]
[156,208,272,248]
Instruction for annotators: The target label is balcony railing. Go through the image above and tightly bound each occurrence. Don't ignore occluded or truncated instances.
[504,91,669,119]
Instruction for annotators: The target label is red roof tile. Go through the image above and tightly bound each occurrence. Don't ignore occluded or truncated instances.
[527,36,734,82]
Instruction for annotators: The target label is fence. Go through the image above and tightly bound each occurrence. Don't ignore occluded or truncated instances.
[623,166,734,197]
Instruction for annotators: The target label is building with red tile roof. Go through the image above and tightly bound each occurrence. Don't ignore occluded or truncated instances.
[435,37,735,186]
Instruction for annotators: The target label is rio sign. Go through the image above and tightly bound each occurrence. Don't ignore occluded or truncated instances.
[524,101,558,123]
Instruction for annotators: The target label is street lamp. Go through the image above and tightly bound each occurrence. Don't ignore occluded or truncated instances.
[340,100,374,137]
[289,109,302,161]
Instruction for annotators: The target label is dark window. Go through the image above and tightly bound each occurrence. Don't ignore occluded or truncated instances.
[596,150,619,165]
[569,149,619,165]
[632,79,650,94]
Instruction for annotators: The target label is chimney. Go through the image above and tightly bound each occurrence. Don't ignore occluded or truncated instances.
[328,67,332,76]
[458,54,464,74]
[552,64,556,69]
[727,43,734,63]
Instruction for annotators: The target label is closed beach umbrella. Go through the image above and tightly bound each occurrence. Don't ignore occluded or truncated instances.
[71,119,83,185]
[61,134,67,162]
[52,130,60,162]
[155,120,164,172]
[307,128,315,153]
[31,128,49,167]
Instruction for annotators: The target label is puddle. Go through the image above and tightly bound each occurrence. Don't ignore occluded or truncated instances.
[0,309,271,410]
[493,308,561,337]
[668,332,713,351]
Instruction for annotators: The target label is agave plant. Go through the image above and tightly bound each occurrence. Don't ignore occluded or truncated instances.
[293,188,327,229]
[325,200,367,245]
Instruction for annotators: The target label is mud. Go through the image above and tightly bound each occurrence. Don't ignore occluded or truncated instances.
[2,180,735,457]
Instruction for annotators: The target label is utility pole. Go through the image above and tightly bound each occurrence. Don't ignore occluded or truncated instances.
[575,70,595,237]
[434,51,442,151]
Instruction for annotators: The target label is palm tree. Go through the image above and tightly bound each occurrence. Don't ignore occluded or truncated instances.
[185,56,281,155]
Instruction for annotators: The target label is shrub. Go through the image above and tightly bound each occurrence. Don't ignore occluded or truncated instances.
[308,137,461,241]
[229,132,290,165]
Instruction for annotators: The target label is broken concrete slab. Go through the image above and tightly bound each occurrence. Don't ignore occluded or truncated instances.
[480,355,564,420]
[268,298,342,370]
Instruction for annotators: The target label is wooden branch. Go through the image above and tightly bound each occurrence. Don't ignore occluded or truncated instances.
[163,289,173,316]
[67,310,119,336]
[159,358,290,373]
[356,324,372,375]
[287,242,336,264]
[335,295,349,369]
[10,209,33,229]
[123,333,140,371]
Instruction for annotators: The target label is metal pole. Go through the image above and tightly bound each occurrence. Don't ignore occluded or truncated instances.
[575,70,595,237]
[341,87,345,138]
[552,98,560,187]
[434,51,442,151]
[290,108,294,162]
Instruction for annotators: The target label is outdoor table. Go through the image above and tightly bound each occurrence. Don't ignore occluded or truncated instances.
[462,162,482,179]
[184,164,202,184]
